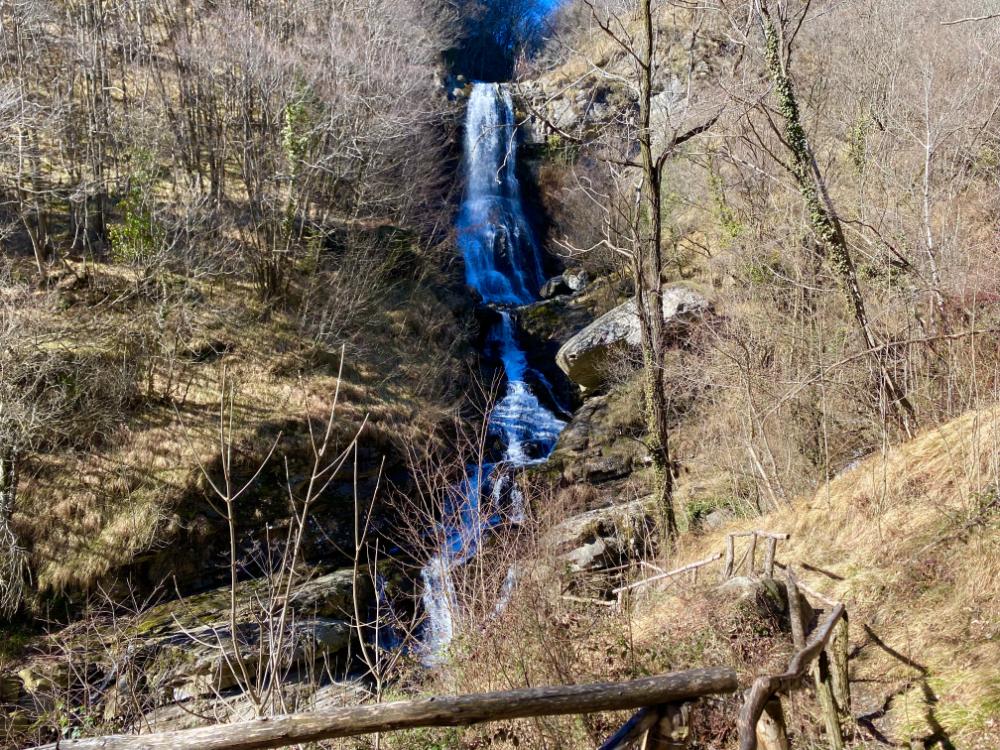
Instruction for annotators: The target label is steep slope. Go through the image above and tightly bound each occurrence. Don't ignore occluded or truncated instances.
[634,406,1000,748]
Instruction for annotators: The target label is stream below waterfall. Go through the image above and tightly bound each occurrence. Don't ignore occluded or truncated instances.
[420,83,567,662]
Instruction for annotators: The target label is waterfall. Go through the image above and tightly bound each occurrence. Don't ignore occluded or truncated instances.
[456,84,546,305]
[420,83,566,663]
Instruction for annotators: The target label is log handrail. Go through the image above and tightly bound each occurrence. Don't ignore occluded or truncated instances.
[31,668,738,750]
[737,603,847,750]
[597,706,662,750]
[612,553,723,595]
[726,531,789,541]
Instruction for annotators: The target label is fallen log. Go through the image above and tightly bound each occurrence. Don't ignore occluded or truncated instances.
[33,668,738,750]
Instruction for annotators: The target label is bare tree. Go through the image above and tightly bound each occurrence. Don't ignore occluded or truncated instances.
[560,0,722,541]
[740,0,918,436]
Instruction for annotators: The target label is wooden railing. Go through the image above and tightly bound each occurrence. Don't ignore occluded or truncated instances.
[608,530,852,750]
[738,567,851,750]
[30,531,854,750]
[722,530,790,580]
[31,668,738,750]
[613,530,790,604]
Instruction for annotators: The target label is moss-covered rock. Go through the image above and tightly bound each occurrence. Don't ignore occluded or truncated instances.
[547,498,656,573]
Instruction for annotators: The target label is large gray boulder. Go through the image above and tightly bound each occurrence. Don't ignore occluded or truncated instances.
[144,617,352,702]
[134,568,368,702]
[141,680,369,732]
[556,286,711,390]
[6,566,373,725]
[563,267,590,292]
[539,268,589,300]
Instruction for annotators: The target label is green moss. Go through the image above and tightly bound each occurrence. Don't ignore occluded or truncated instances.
[849,111,872,173]
[0,624,35,666]
[543,133,579,165]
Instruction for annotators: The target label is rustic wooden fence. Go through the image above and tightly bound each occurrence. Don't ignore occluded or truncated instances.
[738,567,851,750]
[613,529,790,605]
[30,531,853,750]
[30,668,739,750]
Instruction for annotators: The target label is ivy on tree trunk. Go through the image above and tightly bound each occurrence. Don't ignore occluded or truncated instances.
[759,5,917,437]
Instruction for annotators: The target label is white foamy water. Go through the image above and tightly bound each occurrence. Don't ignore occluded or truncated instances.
[420,83,566,664]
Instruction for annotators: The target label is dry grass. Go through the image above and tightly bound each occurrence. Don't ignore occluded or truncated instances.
[635,405,1000,748]
[13,261,466,597]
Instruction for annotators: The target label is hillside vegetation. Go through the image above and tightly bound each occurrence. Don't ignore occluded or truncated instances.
[2,1,999,749]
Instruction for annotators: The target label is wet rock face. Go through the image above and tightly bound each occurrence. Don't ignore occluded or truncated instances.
[556,286,712,391]
[545,383,648,487]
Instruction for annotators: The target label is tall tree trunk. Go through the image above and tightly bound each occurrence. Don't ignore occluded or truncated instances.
[636,0,679,542]
[760,7,917,438]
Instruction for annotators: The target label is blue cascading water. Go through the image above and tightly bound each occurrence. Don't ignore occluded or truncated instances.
[420,83,566,662]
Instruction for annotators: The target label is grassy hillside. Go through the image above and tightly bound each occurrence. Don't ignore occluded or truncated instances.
[631,407,1000,748]
[14,256,473,599]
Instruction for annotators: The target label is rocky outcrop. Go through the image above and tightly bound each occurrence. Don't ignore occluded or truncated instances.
[540,275,572,299]
[556,285,712,390]
[145,617,352,703]
[514,80,624,145]
[539,268,590,300]
[546,388,648,486]
[2,567,372,735]
[548,499,655,574]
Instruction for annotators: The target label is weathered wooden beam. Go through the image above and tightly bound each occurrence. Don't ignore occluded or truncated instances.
[613,554,723,595]
[786,567,807,650]
[755,698,790,750]
[747,534,758,576]
[829,615,851,718]
[737,604,846,750]
[793,578,840,608]
[813,652,845,750]
[722,535,735,580]
[34,669,738,750]
[752,531,789,541]
[727,531,789,541]
[762,538,777,578]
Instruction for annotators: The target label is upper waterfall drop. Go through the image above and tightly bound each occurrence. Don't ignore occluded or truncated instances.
[457,83,545,305]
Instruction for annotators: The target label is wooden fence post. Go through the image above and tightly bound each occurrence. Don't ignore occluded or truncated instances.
[829,613,851,719]
[763,538,777,578]
[785,567,806,649]
[722,535,735,581]
[787,567,844,750]
[747,533,758,576]
[755,698,790,750]
[813,652,845,750]
[642,703,690,749]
